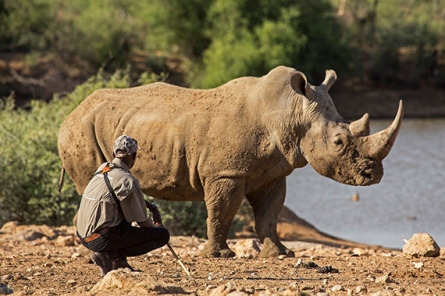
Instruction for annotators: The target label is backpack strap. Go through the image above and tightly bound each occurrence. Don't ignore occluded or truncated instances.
[100,163,127,222]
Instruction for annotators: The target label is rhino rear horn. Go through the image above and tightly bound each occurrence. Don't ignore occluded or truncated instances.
[350,113,370,136]
[363,100,404,161]
[320,70,337,91]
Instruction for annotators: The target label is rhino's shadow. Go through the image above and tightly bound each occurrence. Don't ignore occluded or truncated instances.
[235,205,396,250]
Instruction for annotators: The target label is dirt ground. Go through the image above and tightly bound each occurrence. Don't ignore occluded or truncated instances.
[1,208,444,296]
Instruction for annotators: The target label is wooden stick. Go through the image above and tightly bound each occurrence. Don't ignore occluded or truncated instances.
[167,243,192,277]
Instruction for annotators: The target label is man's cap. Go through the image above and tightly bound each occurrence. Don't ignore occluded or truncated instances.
[113,135,139,156]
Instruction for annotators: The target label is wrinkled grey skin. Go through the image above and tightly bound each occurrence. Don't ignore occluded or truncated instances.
[58,66,403,258]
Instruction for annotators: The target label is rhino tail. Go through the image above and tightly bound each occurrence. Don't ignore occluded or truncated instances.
[58,166,65,193]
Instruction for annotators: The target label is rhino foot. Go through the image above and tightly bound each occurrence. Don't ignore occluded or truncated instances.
[258,240,295,258]
[199,244,235,258]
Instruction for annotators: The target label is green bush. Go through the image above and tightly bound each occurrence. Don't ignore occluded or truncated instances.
[2,0,445,90]
[193,0,352,88]
[0,95,79,226]
[0,69,231,238]
[370,13,442,85]
[336,0,445,86]
[146,197,252,238]
[0,67,252,237]
[0,0,174,76]
[0,0,57,51]
[148,199,209,238]
[0,69,151,227]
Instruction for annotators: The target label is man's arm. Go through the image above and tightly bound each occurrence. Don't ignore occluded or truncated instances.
[137,218,157,228]
[144,200,163,226]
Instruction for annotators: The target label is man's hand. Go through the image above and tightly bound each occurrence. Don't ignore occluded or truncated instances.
[145,201,163,226]
[138,219,157,228]
[151,207,163,226]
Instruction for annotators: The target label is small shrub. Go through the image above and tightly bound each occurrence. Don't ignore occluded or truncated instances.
[0,69,156,227]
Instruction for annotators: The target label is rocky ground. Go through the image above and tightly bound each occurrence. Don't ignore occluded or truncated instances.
[1,208,444,296]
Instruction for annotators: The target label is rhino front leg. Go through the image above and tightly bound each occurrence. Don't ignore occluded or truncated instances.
[246,178,294,258]
[201,178,244,258]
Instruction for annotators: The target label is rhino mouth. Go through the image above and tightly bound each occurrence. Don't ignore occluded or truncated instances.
[357,172,374,185]
[361,172,372,181]
[349,172,376,186]
[333,161,381,186]
[354,159,382,186]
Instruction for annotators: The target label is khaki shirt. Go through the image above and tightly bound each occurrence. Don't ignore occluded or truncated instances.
[76,158,148,238]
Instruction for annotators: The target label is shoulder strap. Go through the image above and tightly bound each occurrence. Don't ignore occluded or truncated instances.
[101,163,126,222]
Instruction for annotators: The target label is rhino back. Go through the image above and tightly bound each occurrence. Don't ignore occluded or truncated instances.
[61,80,287,200]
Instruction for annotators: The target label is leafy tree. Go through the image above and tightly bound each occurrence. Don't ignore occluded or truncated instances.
[0,67,251,238]
[159,0,213,58]
[0,69,141,227]
[0,95,79,226]
[0,69,215,238]
[146,196,252,238]
[194,0,352,88]
[1,0,57,51]
[335,0,445,86]
[148,198,208,238]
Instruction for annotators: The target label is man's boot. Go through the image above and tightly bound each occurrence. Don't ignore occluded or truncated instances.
[90,252,113,276]
[112,258,135,271]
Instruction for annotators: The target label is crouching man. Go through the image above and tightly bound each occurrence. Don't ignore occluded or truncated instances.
[76,135,170,276]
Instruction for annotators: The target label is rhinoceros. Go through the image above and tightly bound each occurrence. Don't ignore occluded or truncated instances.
[58,66,403,258]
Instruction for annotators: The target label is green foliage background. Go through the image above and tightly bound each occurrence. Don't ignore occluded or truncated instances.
[0,69,150,226]
[0,0,444,235]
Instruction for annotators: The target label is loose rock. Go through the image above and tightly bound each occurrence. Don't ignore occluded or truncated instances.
[356,285,367,294]
[0,283,13,295]
[317,265,339,273]
[1,275,12,282]
[233,239,261,258]
[375,275,390,284]
[295,259,319,269]
[402,233,440,258]
[370,291,396,296]
[91,269,185,295]
[209,282,238,296]
[331,285,344,291]
[55,236,75,247]
[352,247,367,256]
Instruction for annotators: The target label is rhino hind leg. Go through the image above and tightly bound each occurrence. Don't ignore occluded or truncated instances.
[247,178,295,258]
[201,178,245,258]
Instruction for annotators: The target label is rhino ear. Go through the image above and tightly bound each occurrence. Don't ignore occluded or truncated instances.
[320,70,337,91]
[290,71,314,98]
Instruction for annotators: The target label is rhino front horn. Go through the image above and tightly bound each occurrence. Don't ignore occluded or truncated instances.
[363,100,404,161]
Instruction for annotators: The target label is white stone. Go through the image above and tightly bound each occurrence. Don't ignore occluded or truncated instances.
[1,274,13,281]
[209,282,238,296]
[356,285,367,293]
[55,235,75,247]
[402,233,440,258]
[91,269,185,294]
[232,239,261,258]
[370,291,396,296]
[288,282,299,291]
[375,275,390,283]
[352,248,366,256]
[331,285,344,291]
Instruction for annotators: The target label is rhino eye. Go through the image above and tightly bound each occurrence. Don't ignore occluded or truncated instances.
[334,138,343,146]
